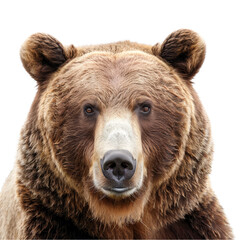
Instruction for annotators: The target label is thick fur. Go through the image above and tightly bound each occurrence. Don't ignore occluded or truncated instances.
[0,29,233,239]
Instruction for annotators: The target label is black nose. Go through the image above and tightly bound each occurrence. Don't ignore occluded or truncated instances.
[101,150,136,182]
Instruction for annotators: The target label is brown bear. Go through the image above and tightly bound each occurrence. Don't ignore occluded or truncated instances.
[0,29,233,239]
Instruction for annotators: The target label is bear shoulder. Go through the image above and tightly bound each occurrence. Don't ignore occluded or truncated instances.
[0,170,23,239]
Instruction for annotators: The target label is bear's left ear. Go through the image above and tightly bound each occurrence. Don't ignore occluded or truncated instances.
[152,29,206,81]
[20,33,77,83]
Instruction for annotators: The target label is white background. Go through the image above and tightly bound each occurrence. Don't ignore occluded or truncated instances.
[0,0,239,238]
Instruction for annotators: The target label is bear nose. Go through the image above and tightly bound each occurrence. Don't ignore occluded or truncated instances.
[101,150,136,182]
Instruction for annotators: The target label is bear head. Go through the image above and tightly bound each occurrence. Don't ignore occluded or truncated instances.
[20,29,210,228]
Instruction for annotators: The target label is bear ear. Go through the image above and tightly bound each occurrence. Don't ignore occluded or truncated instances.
[20,33,77,83]
[152,29,206,81]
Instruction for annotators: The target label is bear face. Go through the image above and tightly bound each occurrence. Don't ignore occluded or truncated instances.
[34,50,195,224]
[12,30,232,239]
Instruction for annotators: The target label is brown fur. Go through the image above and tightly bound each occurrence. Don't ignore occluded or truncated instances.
[0,29,233,239]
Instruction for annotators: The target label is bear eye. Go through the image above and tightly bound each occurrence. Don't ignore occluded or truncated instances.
[84,105,95,116]
[139,103,151,115]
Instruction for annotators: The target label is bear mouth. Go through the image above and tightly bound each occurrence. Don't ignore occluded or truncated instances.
[102,186,136,196]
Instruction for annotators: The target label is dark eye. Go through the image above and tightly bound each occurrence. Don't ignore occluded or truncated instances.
[139,103,151,115]
[84,105,95,116]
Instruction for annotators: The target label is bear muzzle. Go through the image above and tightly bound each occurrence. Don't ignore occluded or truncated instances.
[93,113,144,198]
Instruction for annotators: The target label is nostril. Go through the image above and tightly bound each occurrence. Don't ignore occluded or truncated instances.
[105,162,116,170]
[121,161,132,169]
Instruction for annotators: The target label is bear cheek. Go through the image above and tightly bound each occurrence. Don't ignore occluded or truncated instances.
[140,102,190,183]
[47,104,96,186]
[91,111,146,198]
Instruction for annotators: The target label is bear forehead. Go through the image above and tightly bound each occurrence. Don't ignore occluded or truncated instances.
[59,51,174,89]
[48,50,187,108]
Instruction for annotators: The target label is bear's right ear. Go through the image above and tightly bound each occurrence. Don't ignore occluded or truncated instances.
[20,33,77,83]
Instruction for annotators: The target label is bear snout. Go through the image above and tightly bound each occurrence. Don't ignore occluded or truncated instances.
[100,149,136,193]
[92,112,144,198]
